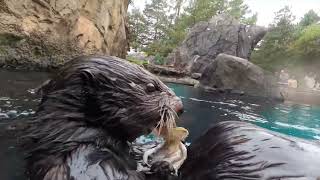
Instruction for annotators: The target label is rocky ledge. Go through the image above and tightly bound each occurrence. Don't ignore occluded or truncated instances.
[0,0,129,70]
[199,54,282,99]
[158,76,199,86]
[145,64,186,77]
[144,64,199,86]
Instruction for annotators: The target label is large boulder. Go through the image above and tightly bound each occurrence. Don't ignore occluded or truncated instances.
[166,14,267,74]
[200,54,281,98]
[0,0,129,69]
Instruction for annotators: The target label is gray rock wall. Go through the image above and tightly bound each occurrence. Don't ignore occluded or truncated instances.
[200,54,281,98]
[166,14,267,74]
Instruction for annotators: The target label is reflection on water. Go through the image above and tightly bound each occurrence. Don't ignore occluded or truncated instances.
[0,70,48,117]
[168,83,320,141]
[0,70,48,180]
[0,71,320,179]
[259,102,320,140]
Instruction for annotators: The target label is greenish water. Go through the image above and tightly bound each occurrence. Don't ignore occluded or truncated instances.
[168,83,320,141]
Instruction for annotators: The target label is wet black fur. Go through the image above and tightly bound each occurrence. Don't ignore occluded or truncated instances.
[180,121,320,180]
[21,56,179,180]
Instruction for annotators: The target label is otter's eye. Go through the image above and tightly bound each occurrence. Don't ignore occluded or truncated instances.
[146,83,156,92]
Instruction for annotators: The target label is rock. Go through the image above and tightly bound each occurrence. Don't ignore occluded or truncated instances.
[200,54,281,98]
[145,64,186,77]
[6,110,18,118]
[0,0,129,70]
[166,14,267,74]
[202,86,218,93]
[191,73,202,80]
[157,76,199,86]
[230,89,245,96]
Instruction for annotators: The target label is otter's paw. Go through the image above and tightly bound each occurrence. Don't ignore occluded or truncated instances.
[150,161,175,176]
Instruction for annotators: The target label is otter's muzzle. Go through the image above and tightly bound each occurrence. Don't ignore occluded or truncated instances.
[173,97,184,115]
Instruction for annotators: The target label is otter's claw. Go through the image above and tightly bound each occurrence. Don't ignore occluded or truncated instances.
[150,161,175,176]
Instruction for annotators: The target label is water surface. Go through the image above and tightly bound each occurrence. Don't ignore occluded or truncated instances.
[0,70,48,180]
[0,70,320,179]
[168,83,320,141]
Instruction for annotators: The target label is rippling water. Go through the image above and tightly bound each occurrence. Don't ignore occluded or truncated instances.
[0,70,320,179]
[0,70,48,180]
[168,83,320,141]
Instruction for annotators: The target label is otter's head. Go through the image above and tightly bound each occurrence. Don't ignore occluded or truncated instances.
[38,56,183,141]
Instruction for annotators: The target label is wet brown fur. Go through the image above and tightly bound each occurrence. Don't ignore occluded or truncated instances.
[21,56,181,180]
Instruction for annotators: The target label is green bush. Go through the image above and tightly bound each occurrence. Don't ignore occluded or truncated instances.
[126,55,149,66]
[154,53,165,65]
[143,40,174,58]
[291,24,320,59]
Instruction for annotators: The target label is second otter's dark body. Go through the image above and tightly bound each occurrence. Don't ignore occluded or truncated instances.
[180,121,320,180]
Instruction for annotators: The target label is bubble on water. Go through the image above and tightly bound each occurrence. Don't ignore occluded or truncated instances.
[28,88,36,94]
[6,110,18,118]
[0,97,10,101]
[19,111,30,116]
[135,134,163,144]
[0,113,9,119]
[241,106,252,111]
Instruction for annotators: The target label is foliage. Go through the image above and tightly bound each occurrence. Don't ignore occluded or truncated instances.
[186,0,225,24]
[227,0,249,20]
[241,13,258,25]
[128,0,255,60]
[251,6,296,71]
[154,53,166,65]
[128,8,148,51]
[251,7,320,73]
[170,0,186,23]
[143,40,175,57]
[143,0,172,42]
[292,24,320,59]
[299,10,320,27]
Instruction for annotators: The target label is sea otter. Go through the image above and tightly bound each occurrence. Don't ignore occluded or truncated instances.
[179,121,320,180]
[21,56,183,180]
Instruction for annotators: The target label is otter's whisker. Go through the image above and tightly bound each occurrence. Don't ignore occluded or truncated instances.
[156,109,165,136]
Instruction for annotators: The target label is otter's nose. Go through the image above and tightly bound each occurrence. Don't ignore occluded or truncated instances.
[174,97,184,115]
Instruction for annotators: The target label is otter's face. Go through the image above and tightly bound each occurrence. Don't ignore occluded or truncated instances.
[44,56,183,141]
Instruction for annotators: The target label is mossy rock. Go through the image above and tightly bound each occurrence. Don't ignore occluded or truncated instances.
[0,33,23,46]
